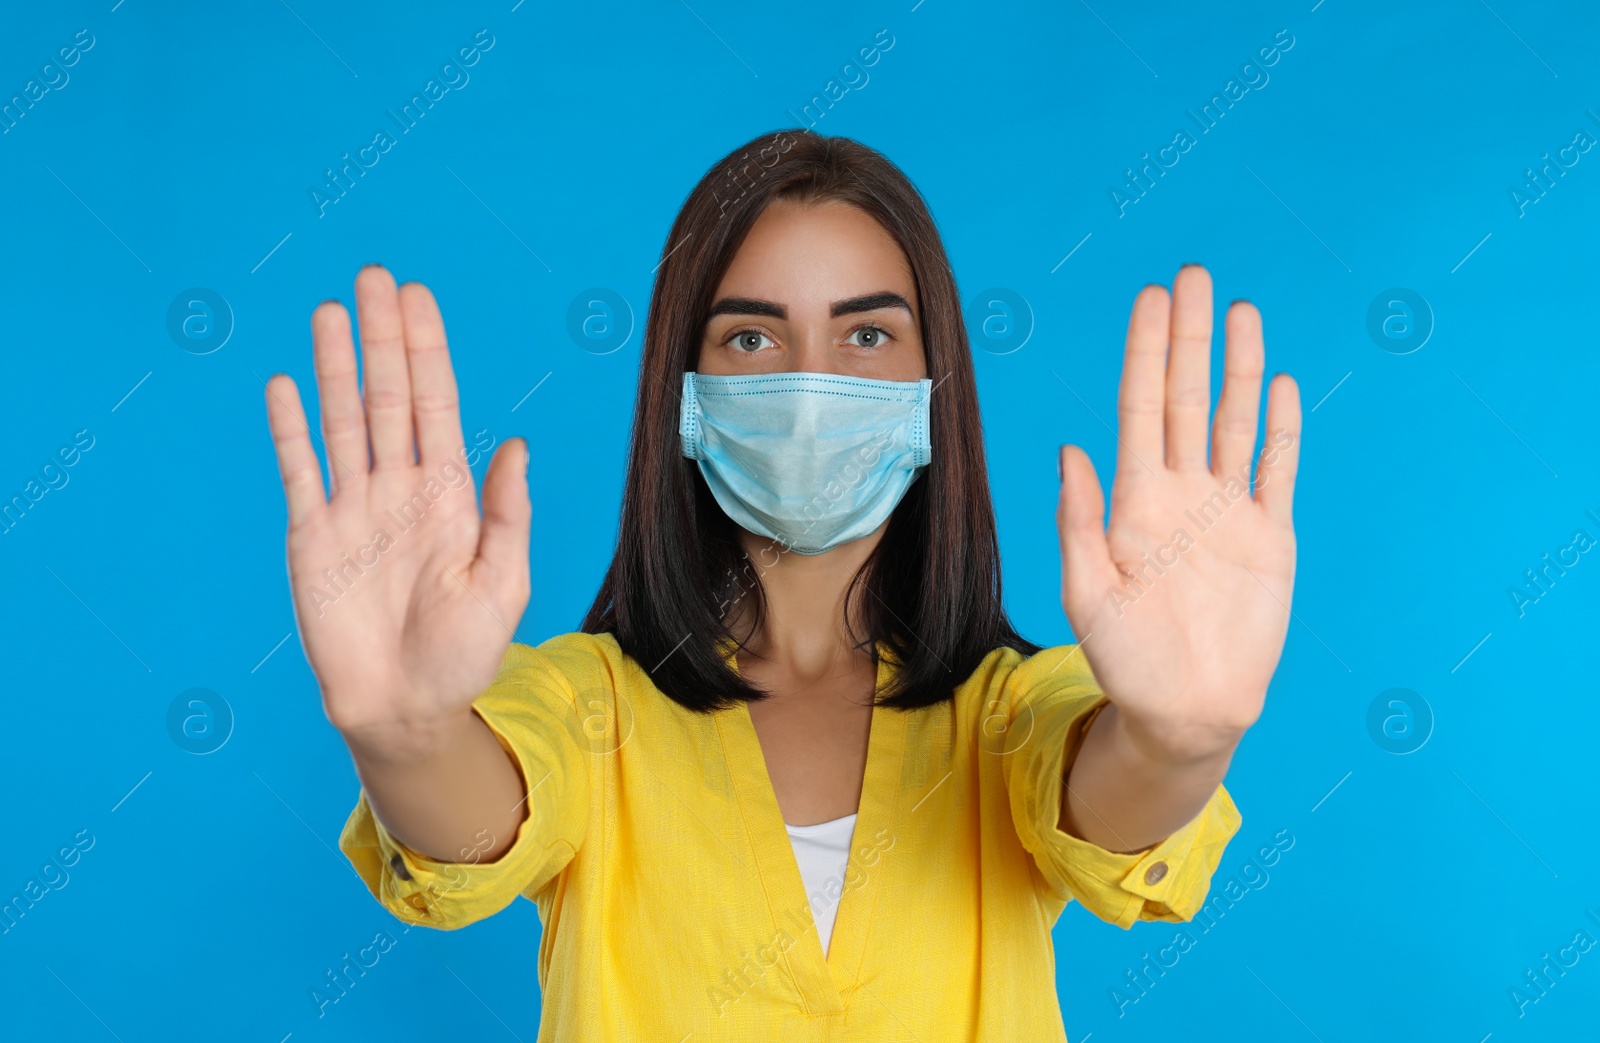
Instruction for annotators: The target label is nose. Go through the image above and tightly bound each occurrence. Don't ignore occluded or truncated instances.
[782,316,845,376]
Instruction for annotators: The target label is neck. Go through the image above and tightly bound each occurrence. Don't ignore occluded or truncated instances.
[725,524,885,684]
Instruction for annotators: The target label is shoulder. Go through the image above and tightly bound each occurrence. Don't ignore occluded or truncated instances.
[490,632,629,703]
[949,643,1099,714]
[506,630,623,668]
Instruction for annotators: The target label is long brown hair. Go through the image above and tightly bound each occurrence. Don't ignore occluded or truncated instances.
[581,129,1039,711]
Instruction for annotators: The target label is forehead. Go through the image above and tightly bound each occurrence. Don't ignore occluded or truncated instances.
[715,198,917,304]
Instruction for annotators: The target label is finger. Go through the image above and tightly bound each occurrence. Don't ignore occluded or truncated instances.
[311,299,368,494]
[398,282,468,470]
[1164,265,1213,471]
[1254,373,1302,524]
[1057,444,1118,622]
[355,265,415,472]
[475,437,532,613]
[264,374,328,529]
[1116,284,1170,477]
[1210,300,1264,482]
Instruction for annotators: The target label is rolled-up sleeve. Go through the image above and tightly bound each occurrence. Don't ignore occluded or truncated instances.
[999,645,1242,929]
[338,639,594,930]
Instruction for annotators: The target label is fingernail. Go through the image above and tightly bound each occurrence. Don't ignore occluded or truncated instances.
[1231,298,1252,307]
[320,298,341,306]
[1057,445,1065,482]
[362,262,384,270]
[1182,262,1204,269]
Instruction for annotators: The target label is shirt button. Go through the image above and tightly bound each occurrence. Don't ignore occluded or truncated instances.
[1144,861,1168,885]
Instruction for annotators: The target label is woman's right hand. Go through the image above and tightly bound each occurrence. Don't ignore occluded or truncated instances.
[264,265,532,759]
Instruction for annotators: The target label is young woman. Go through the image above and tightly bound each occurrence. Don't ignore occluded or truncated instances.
[264,130,1299,1040]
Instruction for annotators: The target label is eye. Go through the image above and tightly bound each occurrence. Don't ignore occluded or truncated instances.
[846,324,893,350]
[726,328,775,353]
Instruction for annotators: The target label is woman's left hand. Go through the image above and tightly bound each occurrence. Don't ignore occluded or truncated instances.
[1056,265,1301,765]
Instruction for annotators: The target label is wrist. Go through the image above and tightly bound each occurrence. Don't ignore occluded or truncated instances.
[339,703,482,767]
[1101,701,1246,771]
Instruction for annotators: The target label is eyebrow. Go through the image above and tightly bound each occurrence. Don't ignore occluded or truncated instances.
[705,291,914,321]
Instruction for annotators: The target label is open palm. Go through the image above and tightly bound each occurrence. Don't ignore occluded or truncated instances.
[1057,265,1301,760]
[264,266,531,751]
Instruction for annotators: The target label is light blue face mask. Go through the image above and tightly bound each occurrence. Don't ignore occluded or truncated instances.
[679,371,933,555]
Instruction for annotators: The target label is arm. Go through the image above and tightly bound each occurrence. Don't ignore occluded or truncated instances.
[997,645,1240,928]
[264,265,564,917]
[337,640,594,929]
[1059,701,1236,853]
[343,706,528,864]
[1054,265,1301,857]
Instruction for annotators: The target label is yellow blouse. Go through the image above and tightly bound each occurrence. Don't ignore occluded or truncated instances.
[339,632,1241,1041]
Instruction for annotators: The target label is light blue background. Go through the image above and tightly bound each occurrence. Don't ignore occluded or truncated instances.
[2,1,1598,1039]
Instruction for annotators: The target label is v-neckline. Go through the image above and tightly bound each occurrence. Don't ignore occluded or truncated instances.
[714,644,908,1014]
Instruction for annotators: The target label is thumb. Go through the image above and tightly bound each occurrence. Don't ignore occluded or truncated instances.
[1057,444,1115,623]
[473,437,532,611]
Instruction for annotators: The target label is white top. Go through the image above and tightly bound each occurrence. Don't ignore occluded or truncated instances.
[785,812,858,957]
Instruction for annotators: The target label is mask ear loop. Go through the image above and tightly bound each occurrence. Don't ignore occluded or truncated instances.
[911,377,933,467]
[679,371,701,460]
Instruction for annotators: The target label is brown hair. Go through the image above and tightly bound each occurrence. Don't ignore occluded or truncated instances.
[581,129,1038,711]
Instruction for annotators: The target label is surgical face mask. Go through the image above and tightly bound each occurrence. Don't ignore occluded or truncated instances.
[679,371,933,555]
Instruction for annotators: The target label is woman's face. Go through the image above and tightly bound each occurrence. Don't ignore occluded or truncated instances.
[695,198,929,381]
